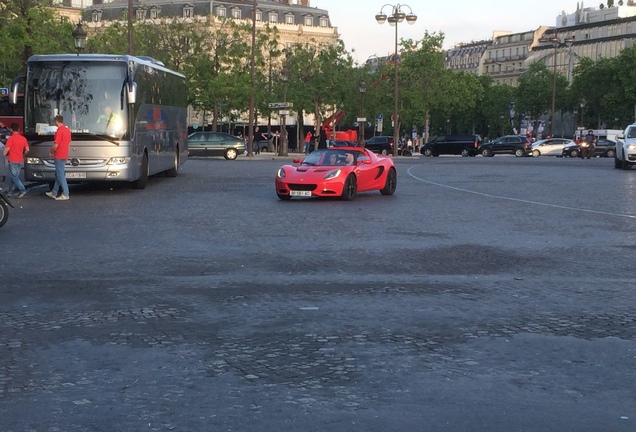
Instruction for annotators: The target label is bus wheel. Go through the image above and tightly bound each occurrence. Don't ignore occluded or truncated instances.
[133,152,149,189]
[166,148,179,177]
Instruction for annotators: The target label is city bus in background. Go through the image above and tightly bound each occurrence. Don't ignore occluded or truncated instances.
[0,88,24,131]
[8,54,187,189]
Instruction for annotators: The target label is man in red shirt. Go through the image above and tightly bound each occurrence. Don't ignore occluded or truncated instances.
[2,123,30,198]
[45,115,71,200]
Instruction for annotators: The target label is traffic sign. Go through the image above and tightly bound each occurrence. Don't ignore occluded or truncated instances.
[268,102,293,109]
[0,88,8,96]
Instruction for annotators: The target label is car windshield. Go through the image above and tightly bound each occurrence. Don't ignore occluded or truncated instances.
[303,149,358,166]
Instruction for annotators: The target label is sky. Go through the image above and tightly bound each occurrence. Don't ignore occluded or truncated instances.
[311,0,580,63]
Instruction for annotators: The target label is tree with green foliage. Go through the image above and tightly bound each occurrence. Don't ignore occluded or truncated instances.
[399,31,446,143]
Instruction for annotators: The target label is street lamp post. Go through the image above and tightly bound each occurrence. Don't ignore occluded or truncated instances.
[247,0,257,157]
[538,32,574,138]
[358,81,366,147]
[72,22,87,56]
[375,3,417,157]
[279,71,289,157]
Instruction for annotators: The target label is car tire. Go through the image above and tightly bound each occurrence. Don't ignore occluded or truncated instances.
[341,175,357,201]
[423,148,433,157]
[380,168,397,196]
[277,193,292,201]
[461,148,470,157]
[606,149,616,158]
[622,157,631,170]
[514,148,525,157]
[532,149,540,158]
[570,149,579,158]
[481,148,492,157]
[225,148,238,160]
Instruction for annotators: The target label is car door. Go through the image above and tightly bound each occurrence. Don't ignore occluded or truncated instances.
[492,137,511,154]
[207,133,226,156]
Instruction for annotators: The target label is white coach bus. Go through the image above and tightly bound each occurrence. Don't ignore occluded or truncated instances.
[9,54,187,189]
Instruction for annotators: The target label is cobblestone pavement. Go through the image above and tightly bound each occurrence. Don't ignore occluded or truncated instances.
[1,154,635,431]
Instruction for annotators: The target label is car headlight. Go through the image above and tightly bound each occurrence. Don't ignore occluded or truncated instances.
[628,144,636,150]
[324,169,341,180]
[26,157,43,165]
[277,168,286,179]
[108,157,131,165]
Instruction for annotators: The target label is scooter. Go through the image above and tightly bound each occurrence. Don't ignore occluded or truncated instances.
[0,187,14,228]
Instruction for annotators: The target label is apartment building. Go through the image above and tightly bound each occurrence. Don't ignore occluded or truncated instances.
[81,0,339,48]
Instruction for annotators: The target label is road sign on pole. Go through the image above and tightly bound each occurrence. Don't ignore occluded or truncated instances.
[268,102,293,109]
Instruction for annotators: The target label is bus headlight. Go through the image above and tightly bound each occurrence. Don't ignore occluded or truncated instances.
[26,157,43,165]
[108,157,130,165]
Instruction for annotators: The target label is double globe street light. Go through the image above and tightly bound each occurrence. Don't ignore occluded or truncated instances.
[376,4,417,157]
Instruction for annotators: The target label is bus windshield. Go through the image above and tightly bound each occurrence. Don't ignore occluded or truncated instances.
[25,61,127,139]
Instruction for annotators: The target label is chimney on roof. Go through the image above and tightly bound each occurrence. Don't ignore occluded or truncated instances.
[298,0,310,5]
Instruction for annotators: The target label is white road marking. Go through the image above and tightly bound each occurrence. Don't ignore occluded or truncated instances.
[407,166,636,219]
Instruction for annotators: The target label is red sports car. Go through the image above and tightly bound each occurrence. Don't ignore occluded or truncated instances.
[275,146,397,200]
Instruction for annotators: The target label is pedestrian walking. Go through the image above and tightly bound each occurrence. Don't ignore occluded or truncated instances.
[3,123,29,198]
[46,115,71,201]
[304,131,312,154]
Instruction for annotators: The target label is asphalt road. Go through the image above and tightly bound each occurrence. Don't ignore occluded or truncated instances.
[1,152,636,431]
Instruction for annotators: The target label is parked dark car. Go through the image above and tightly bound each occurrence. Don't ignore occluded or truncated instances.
[421,134,482,157]
[562,138,617,158]
[187,132,245,160]
[478,135,532,157]
[364,136,394,155]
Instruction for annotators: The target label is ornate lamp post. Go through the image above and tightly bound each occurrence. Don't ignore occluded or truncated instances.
[375,4,417,157]
[358,81,366,147]
[72,22,87,56]
[538,32,575,138]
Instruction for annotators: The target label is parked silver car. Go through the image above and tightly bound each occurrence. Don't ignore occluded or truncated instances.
[530,138,574,157]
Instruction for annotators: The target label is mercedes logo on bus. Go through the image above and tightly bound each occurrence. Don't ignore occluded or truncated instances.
[70,158,81,167]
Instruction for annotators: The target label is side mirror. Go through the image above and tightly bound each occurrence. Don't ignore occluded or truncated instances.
[362,159,372,164]
[9,76,25,105]
[127,81,137,104]
[617,135,625,140]
[292,158,302,164]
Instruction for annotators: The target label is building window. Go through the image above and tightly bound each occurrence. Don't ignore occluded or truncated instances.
[269,12,278,23]
[232,8,241,19]
[304,15,313,26]
[136,9,145,20]
[256,10,262,21]
[285,13,294,24]
[91,10,102,22]
[320,17,328,27]
[183,6,193,18]
[217,6,226,17]
[150,8,159,19]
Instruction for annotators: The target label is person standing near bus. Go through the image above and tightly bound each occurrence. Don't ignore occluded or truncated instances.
[46,115,71,201]
[3,123,29,198]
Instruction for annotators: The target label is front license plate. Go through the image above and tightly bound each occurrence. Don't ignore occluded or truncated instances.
[290,190,312,197]
[66,172,87,179]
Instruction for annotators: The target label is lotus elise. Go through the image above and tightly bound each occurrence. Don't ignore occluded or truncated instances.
[275,147,397,201]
